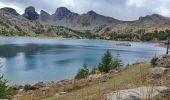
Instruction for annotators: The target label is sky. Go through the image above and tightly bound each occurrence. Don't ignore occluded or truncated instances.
[0,0,170,21]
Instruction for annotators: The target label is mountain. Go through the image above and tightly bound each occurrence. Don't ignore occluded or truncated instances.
[93,13,170,34]
[73,10,120,30]
[38,7,118,30]
[22,6,39,20]
[0,7,43,36]
[0,6,170,37]
[0,7,19,16]
[22,6,170,32]
[51,7,78,21]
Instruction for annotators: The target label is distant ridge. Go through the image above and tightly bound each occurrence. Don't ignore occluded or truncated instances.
[0,6,170,36]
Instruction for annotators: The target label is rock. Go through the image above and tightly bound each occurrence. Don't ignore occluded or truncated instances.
[39,86,50,92]
[88,75,93,81]
[98,73,110,82]
[87,74,102,81]
[52,7,78,20]
[126,83,136,88]
[116,43,131,46]
[39,10,51,22]
[33,82,46,89]
[159,89,170,97]
[105,86,170,100]
[153,89,170,100]
[18,89,24,93]
[151,67,169,78]
[0,7,19,16]
[88,73,110,82]
[59,92,67,95]
[55,93,60,96]
[156,54,170,68]
[123,95,140,100]
[22,6,39,20]
[155,86,169,92]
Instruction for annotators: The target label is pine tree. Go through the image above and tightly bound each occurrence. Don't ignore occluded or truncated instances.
[98,50,113,72]
[112,52,123,69]
[75,64,89,79]
[0,75,16,98]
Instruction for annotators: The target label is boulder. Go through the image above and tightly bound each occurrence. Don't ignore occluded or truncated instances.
[33,82,46,89]
[151,67,169,78]
[88,73,110,82]
[105,86,170,100]
[153,89,170,100]
[156,54,170,68]
[159,89,170,97]
[98,74,110,82]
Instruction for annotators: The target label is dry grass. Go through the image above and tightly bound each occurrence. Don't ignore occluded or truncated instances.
[17,62,170,100]
[43,62,152,100]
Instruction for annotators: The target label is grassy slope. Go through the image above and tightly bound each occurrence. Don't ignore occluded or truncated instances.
[43,62,152,100]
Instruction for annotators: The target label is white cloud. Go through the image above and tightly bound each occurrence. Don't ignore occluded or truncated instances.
[126,0,145,8]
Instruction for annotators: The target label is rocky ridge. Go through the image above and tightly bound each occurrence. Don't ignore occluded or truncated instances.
[0,6,170,36]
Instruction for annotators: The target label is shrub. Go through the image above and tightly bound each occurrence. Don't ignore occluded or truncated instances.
[75,64,89,79]
[150,55,158,67]
[0,75,16,99]
[24,84,32,91]
[90,65,98,75]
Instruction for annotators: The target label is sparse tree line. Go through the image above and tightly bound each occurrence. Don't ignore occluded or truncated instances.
[0,21,170,41]
[100,29,170,41]
[75,50,123,79]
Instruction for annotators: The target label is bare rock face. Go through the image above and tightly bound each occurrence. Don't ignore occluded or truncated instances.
[51,7,78,21]
[0,7,19,16]
[39,10,51,22]
[156,55,170,68]
[23,6,39,20]
[138,14,170,25]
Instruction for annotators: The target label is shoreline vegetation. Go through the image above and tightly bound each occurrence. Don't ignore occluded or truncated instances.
[0,50,170,99]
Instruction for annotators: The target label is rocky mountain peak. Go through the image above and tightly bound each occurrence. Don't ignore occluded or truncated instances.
[39,10,51,22]
[87,10,97,15]
[23,6,39,20]
[40,10,50,17]
[55,7,70,13]
[139,13,163,21]
[0,7,19,16]
[52,7,78,20]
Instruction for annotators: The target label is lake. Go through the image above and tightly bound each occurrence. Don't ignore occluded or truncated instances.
[0,37,166,84]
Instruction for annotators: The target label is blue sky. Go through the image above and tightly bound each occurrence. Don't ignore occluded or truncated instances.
[0,0,170,21]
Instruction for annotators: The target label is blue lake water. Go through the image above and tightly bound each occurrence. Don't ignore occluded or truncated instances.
[0,37,166,84]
